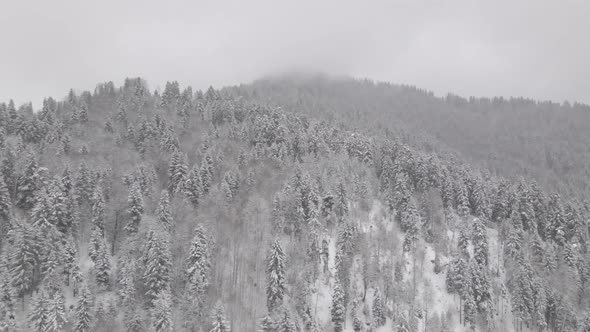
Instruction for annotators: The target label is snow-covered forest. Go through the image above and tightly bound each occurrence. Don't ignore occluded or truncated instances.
[0,75,589,332]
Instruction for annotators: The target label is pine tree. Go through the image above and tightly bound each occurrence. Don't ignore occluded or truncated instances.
[125,182,144,235]
[91,185,106,232]
[277,310,296,332]
[184,164,202,208]
[28,290,48,332]
[186,225,212,311]
[472,217,489,267]
[168,149,188,194]
[259,315,275,332]
[143,229,172,301]
[45,291,67,332]
[74,162,93,205]
[266,239,286,312]
[151,290,174,332]
[124,303,143,332]
[157,190,173,232]
[8,223,40,297]
[210,302,230,332]
[334,180,348,222]
[1,150,17,201]
[74,286,93,332]
[16,152,40,210]
[456,182,470,218]
[93,232,111,286]
[373,287,386,327]
[331,276,346,332]
[0,177,10,221]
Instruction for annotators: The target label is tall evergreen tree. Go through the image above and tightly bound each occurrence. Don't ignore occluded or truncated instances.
[372,287,386,327]
[210,302,231,332]
[167,149,188,194]
[28,290,48,332]
[91,185,106,232]
[186,225,212,314]
[16,152,40,210]
[142,229,172,301]
[266,239,286,312]
[331,276,345,332]
[125,182,144,235]
[74,286,93,332]
[0,177,11,221]
[45,291,67,332]
[151,290,173,332]
[157,190,173,232]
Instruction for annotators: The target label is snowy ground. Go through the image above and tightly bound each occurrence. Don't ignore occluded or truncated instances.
[313,199,513,332]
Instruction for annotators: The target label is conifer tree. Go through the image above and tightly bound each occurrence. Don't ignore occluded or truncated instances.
[8,223,40,297]
[331,276,345,332]
[266,239,286,312]
[334,180,348,222]
[91,185,106,232]
[16,152,40,210]
[210,302,230,332]
[0,177,10,221]
[277,310,296,332]
[93,233,111,286]
[124,303,143,332]
[1,150,17,200]
[28,290,48,332]
[184,164,202,208]
[151,290,173,332]
[157,190,173,232]
[74,286,93,332]
[45,291,67,332]
[125,182,144,235]
[372,287,386,327]
[259,315,274,332]
[143,229,172,301]
[472,217,489,267]
[168,149,188,194]
[186,225,212,309]
[74,162,93,205]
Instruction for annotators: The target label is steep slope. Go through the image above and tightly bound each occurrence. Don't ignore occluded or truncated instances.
[0,77,588,332]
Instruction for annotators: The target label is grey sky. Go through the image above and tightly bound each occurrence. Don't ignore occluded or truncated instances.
[1,0,589,108]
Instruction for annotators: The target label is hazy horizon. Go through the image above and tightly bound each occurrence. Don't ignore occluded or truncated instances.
[1,0,589,108]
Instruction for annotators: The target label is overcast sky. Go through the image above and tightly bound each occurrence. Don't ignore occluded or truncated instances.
[1,0,588,108]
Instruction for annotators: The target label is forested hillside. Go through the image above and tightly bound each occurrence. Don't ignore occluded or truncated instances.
[241,73,590,200]
[0,77,589,332]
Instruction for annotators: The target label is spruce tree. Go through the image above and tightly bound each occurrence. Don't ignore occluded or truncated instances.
[142,229,172,301]
[184,164,202,208]
[91,185,106,232]
[0,177,10,221]
[45,291,67,332]
[16,152,40,210]
[151,290,173,332]
[186,225,212,308]
[266,239,286,312]
[28,290,48,332]
[125,182,144,235]
[157,190,173,232]
[210,302,230,332]
[74,286,93,332]
[472,217,489,267]
[93,232,111,286]
[8,223,40,297]
[331,276,345,332]
[372,287,386,327]
[167,149,188,194]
